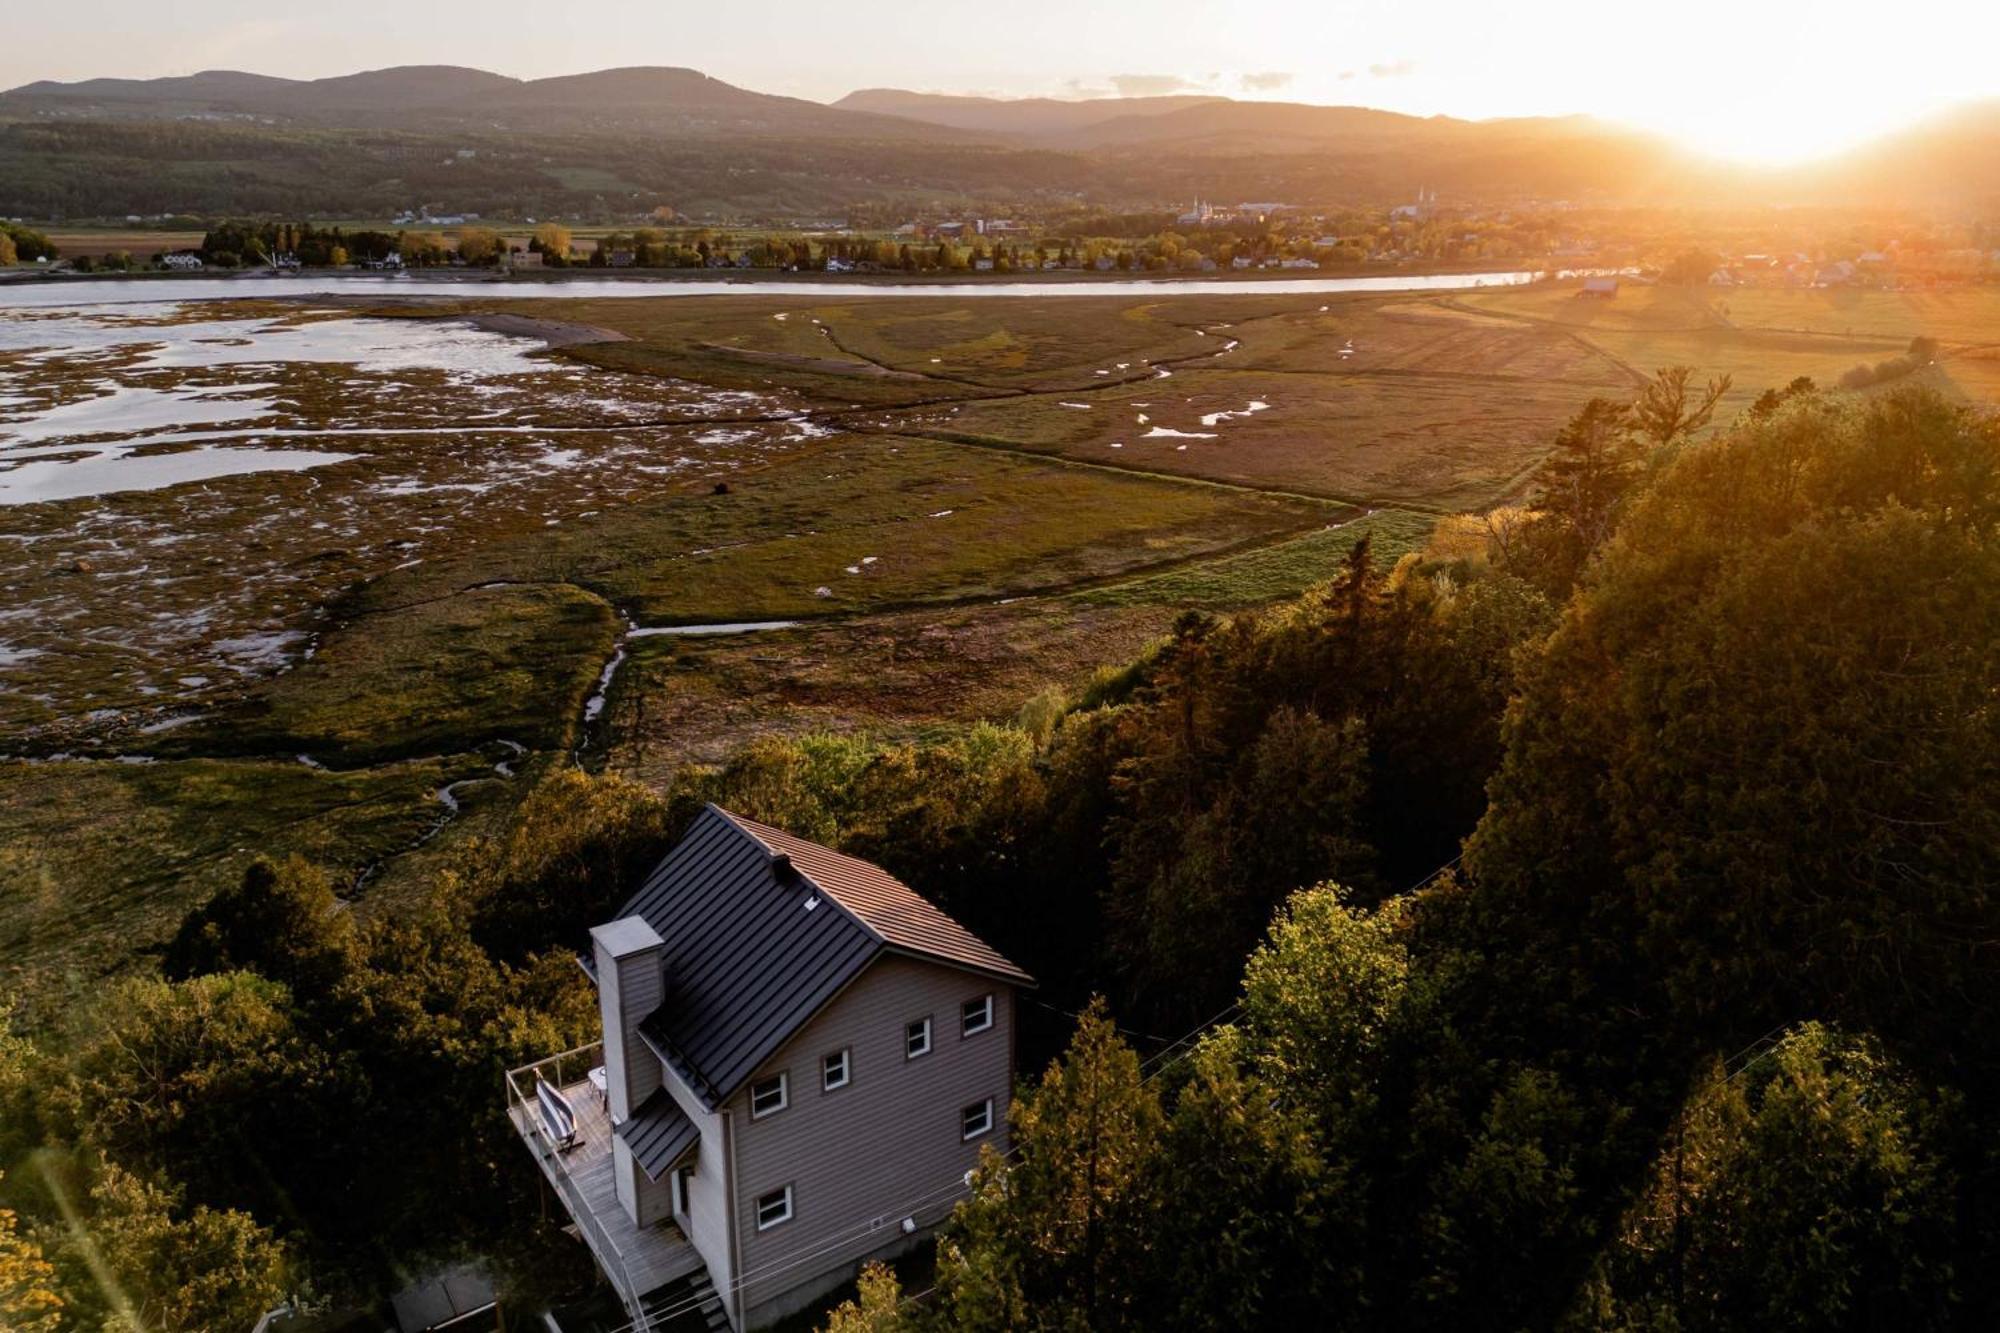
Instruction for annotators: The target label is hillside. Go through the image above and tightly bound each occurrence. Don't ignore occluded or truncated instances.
[833,88,1226,136]
[0,64,973,140]
[1,64,1996,217]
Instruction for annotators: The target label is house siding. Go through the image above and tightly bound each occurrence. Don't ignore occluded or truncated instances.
[595,922,670,1227]
[658,1059,738,1313]
[728,956,1016,1325]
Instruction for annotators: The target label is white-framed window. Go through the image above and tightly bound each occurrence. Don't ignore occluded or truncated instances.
[750,1072,789,1119]
[961,993,995,1037]
[823,1047,851,1092]
[961,1099,995,1140]
[905,1016,933,1060]
[755,1185,794,1231]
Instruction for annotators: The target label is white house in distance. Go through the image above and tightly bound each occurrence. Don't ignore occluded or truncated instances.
[508,805,1034,1330]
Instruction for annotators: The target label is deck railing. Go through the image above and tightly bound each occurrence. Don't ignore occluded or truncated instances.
[505,1042,648,1321]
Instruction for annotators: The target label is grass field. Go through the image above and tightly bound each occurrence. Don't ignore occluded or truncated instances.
[0,751,487,1009]
[9,276,2000,1004]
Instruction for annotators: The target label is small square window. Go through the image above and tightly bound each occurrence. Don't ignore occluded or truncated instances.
[961,1099,994,1140]
[961,994,995,1037]
[906,1017,933,1059]
[823,1048,851,1092]
[756,1185,793,1230]
[750,1073,788,1119]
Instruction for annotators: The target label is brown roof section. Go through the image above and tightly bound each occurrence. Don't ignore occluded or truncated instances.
[718,807,1035,987]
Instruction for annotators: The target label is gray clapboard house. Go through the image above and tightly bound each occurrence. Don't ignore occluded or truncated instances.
[508,805,1033,1330]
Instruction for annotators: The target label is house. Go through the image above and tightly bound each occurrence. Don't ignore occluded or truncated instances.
[161,253,204,271]
[508,806,1033,1331]
[1579,276,1620,299]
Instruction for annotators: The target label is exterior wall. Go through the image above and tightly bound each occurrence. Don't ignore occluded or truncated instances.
[594,919,671,1228]
[657,1060,738,1314]
[727,957,1017,1326]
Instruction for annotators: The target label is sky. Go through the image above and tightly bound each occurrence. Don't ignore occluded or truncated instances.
[10,0,1998,163]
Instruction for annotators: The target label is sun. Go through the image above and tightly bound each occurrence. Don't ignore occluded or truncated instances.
[1636,92,1925,166]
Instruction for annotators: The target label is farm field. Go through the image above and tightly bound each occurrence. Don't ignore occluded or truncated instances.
[6,276,1998,1008]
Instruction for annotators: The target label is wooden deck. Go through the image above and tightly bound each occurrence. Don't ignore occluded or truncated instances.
[510,1074,708,1303]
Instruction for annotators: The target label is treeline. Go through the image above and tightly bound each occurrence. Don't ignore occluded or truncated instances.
[796,378,2000,1330]
[199,221,399,267]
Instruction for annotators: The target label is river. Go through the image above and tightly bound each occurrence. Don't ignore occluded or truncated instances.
[0,268,1576,309]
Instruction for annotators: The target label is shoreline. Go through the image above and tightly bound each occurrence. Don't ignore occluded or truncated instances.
[0,260,1563,293]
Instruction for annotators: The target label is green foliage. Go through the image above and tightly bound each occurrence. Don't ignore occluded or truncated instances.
[465,766,676,958]
[819,1261,914,1333]
[1575,1025,1958,1332]
[1469,388,2000,1049]
[58,971,357,1224]
[57,1161,288,1333]
[0,1172,61,1333]
[163,857,356,1002]
[0,221,56,261]
[935,1001,1164,1332]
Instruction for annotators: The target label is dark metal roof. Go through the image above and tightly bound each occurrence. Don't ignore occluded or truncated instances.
[614,1087,700,1181]
[616,804,1032,1110]
[727,811,1036,987]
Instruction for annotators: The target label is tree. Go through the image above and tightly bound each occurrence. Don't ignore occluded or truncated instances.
[1142,1029,1330,1330]
[1573,1025,1958,1332]
[1509,396,1641,590]
[163,856,356,1003]
[934,1000,1164,1331]
[467,768,675,959]
[0,1173,61,1333]
[455,227,505,266]
[397,231,446,267]
[1470,388,2000,1054]
[1630,365,1732,451]
[62,972,356,1221]
[69,1163,288,1333]
[819,1262,913,1333]
[531,222,573,261]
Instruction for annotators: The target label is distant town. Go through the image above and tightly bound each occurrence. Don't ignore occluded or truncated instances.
[9,198,2000,288]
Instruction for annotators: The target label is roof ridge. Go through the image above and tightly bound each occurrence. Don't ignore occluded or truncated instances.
[704,803,1032,987]
[706,803,888,947]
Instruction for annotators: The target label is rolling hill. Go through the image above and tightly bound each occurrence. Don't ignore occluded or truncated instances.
[0,65,973,140]
[0,64,1995,219]
[833,88,1226,137]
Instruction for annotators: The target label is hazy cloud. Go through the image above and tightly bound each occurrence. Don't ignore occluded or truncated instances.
[1368,59,1417,78]
[1240,71,1293,92]
[1109,73,1203,97]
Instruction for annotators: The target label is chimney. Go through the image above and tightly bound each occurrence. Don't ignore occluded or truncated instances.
[592,915,669,1228]
[591,916,666,1121]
